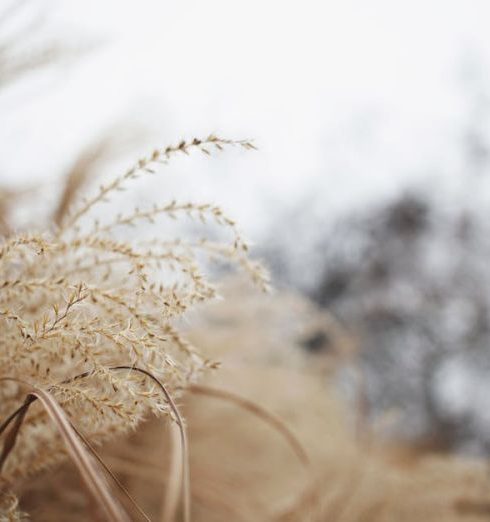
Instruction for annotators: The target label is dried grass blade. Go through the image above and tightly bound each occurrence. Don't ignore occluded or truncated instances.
[71,423,151,522]
[0,378,131,522]
[189,384,310,467]
[161,422,183,522]
[0,397,34,472]
[109,366,191,522]
[30,387,131,522]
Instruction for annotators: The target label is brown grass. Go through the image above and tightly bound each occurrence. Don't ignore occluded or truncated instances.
[0,136,266,520]
[1,133,489,521]
[12,282,490,521]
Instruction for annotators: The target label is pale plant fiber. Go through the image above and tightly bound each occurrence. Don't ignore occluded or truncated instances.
[0,136,267,520]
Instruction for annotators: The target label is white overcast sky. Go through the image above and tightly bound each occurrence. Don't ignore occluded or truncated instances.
[2,0,490,237]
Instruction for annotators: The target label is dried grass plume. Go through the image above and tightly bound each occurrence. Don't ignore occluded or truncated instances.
[0,135,267,520]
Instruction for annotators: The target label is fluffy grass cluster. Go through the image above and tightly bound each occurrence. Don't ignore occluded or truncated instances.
[15,282,490,522]
[4,132,486,522]
[0,136,267,520]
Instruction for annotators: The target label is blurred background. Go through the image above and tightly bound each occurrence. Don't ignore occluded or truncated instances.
[3,0,490,456]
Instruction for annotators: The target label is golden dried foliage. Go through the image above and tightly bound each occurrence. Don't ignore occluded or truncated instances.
[17,284,490,521]
[0,136,267,520]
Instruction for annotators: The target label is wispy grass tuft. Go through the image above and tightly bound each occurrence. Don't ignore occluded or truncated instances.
[0,136,267,519]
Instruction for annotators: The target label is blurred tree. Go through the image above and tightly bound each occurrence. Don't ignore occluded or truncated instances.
[262,55,490,455]
[288,191,490,453]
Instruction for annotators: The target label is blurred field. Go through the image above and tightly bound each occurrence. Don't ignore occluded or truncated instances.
[15,280,490,521]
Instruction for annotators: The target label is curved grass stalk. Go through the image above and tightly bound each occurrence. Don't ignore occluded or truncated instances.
[0,377,131,522]
[189,384,309,467]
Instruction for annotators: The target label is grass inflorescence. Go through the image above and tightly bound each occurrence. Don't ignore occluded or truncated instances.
[0,135,267,520]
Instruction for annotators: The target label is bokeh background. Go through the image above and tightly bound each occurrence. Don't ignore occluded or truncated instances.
[3,0,490,456]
